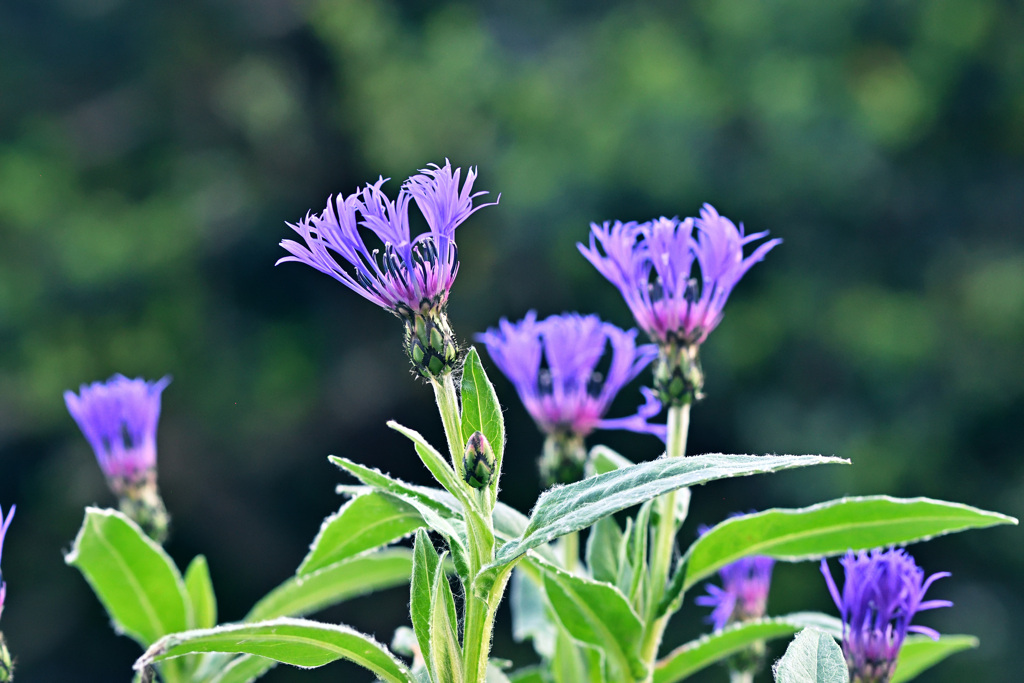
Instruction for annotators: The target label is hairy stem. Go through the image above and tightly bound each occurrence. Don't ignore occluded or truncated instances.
[640,403,692,679]
[433,374,467,478]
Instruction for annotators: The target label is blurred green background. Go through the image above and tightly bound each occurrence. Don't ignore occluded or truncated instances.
[1,0,1021,681]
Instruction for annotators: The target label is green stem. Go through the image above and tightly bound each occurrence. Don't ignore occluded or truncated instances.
[562,530,580,573]
[462,565,516,682]
[433,374,467,478]
[432,372,501,683]
[639,403,691,679]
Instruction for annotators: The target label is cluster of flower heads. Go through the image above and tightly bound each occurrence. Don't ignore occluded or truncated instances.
[278,161,497,319]
[64,375,171,486]
[822,548,951,683]
[579,204,781,347]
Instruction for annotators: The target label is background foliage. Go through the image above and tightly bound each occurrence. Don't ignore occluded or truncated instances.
[0,0,1021,680]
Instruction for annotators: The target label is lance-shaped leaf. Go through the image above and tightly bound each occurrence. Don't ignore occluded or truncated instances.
[585,445,635,476]
[492,454,846,568]
[680,496,1018,593]
[585,516,624,586]
[411,530,441,678]
[184,555,217,630]
[654,613,842,683]
[136,618,413,683]
[890,634,978,683]
[430,558,464,683]
[388,421,473,508]
[330,456,470,576]
[541,565,646,681]
[460,347,505,499]
[246,549,414,622]
[299,492,422,575]
[772,628,849,683]
[65,507,190,647]
[389,421,495,557]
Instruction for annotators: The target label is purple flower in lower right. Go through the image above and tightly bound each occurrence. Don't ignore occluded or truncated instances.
[820,548,952,683]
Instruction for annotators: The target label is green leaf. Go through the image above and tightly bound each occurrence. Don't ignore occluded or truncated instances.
[492,453,846,568]
[246,549,413,622]
[551,628,592,683]
[772,628,849,683]
[429,557,464,683]
[411,529,440,678]
[891,634,979,683]
[508,667,544,683]
[330,457,470,574]
[388,421,471,507]
[585,445,635,476]
[585,516,623,586]
[205,655,276,683]
[299,492,422,575]
[627,500,653,612]
[184,556,217,630]
[541,565,646,681]
[509,569,556,659]
[653,613,842,683]
[460,347,506,497]
[65,507,190,647]
[682,496,1018,593]
[136,618,413,683]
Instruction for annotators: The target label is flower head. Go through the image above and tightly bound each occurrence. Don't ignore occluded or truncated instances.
[278,161,497,319]
[477,311,659,438]
[696,554,775,632]
[65,375,171,485]
[0,504,14,621]
[821,548,952,683]
[578,204,780,347]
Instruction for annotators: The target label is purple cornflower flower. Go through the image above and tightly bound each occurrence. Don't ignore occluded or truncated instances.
[821,548,952,683]
[0,505,14,621]
[579,205,780,405]
[696,555,775,631]
[478,312,661,484]
[278,161,495,316]
[65,375,171,485]
[278,161,497,378]
[579,205,781,347]
[478,311,659,437]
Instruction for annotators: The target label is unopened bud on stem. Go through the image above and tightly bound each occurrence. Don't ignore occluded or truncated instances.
[463,431,496,489]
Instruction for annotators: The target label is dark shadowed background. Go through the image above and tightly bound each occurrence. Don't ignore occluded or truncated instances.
[0,0,1021,681]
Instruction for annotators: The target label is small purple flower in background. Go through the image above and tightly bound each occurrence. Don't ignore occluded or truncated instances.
[477,311,660,483]
[579,204,780,405]
[65,375,172,542]
[278,161,498,378]
[821,548,952,683]
[696,554,775,632]
[0,505,14,622]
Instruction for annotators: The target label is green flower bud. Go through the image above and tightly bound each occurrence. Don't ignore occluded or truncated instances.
[463,431,496,489]
[653,342,704,406]
[404,312,459,379]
